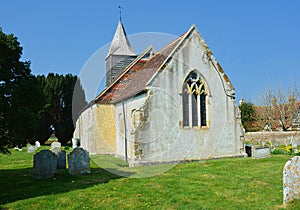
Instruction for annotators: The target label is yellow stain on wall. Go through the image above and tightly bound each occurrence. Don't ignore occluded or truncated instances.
[94,104,116,154]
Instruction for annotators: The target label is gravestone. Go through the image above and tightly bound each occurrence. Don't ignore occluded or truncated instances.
[293,140,300,146]
[285,137,293,146]
[252,146,270,159]
[50,147,66,169]
[33,149,57,180]
[292,142,299,154]
[35,141,40,148]
[283,156,300,204]
[72,138,79,149]
[271,139,281,148]
[51,146,61,155]
[27,145,36,153]
[51,142,61,150]
[57,150,66,169]
[68,147,90,175]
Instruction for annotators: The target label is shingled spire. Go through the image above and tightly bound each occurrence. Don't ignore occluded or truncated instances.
[105,20,137,86]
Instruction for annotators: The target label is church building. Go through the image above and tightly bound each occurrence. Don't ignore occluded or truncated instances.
[73,20,246,166]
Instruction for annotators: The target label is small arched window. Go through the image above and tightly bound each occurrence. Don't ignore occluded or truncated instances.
[182,71,207,128]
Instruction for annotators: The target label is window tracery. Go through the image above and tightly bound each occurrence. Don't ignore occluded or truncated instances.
[182,71,208,127]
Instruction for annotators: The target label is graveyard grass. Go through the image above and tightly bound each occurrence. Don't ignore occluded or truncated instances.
[1,147,300,209]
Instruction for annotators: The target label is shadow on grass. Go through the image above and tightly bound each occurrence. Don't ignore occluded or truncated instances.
[0,165,134,205]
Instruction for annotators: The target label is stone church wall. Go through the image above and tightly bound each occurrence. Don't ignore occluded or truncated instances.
[115,93,148,160]
[124,30,245,166]
[74,104,116,154]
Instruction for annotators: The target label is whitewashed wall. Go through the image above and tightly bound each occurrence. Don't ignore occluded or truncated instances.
[121,30,245,165]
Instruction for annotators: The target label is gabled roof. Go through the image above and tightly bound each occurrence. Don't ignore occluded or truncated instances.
[96,24,235,104]
[106,20,136,59]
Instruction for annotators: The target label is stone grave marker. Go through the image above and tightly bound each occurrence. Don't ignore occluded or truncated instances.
[50,147,66,169]
[27,145,36,153]
[57,150,66,169]
[35,141,40,149]
[252,146,270,159]
[271,139,281,148]
[293,140,300,146]
[68,147,90,175]
[72,138,79,149]
[283,156,300,204]
[51,141,61,150]
[292,142,299,154]
[51,146,61,155]
[33,149,57,180]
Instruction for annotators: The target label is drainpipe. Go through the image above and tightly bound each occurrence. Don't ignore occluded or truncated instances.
[122,100,128,163]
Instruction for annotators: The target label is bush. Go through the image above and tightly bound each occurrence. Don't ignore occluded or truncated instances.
[271,148,290,155]
[271,145,299,155]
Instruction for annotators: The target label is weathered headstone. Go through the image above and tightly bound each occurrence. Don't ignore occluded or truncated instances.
[72,138,79,149]
[68,147,90,175]
[57,150,66,169]
[35,141,41,148]
[292,143,299,154]
[51,142,61,150]
[283,156,300,204]
[50,147,66,169]
[293,140,300,146]
[33,149,57,180]
[51,146,62,155]
[27,145,36,153]
[252,146,270,159]
[271,139,281,148]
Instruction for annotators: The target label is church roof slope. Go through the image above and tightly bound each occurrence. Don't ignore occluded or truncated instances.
[106,20,136,58]
[110,32,186,103]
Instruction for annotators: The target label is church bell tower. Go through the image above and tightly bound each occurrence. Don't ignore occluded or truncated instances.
[105,19,137,86]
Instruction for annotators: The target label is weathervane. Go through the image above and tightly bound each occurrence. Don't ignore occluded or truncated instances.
[118,6,123,21]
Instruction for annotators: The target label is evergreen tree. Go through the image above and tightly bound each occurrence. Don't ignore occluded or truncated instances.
[239,101,256,132]
[38,73,87,145]
[0,28,45,153]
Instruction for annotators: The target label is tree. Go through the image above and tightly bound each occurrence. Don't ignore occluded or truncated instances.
[0,28,45,153]
[239,100,256,132]
[38,73,87,145]
[72,78,88,122]
[256,84,299,131]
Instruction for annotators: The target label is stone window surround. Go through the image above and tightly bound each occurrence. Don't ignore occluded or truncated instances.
[180,70,210,130]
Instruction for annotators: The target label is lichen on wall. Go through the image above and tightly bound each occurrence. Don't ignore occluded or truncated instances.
[94,104,116,154]
[283,156,300,204]
[73,104,116,154]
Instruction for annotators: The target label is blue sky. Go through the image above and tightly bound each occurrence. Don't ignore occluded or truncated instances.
[1,0,300,102]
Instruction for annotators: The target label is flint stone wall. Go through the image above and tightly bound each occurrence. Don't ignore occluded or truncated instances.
[245,131,300,146]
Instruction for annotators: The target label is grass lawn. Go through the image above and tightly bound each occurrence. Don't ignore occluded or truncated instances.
[1,147,300,210]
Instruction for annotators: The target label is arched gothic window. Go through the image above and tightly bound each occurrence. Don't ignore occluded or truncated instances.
[182,71,207,128]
